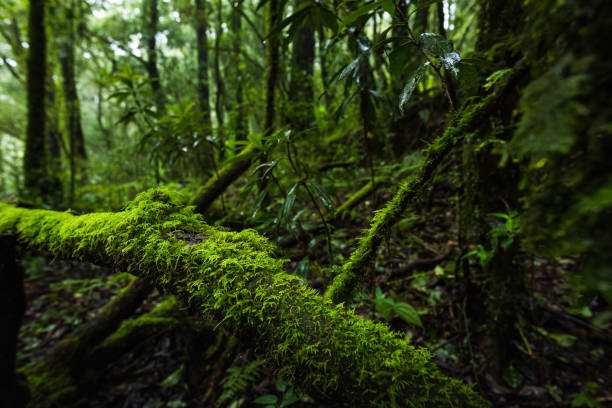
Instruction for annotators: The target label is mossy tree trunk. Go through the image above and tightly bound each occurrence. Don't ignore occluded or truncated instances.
[24,0,49,202]
[0,190,488,408]
[58,0,88,202]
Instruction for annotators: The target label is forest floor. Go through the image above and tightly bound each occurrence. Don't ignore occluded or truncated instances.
[16,185,612,408]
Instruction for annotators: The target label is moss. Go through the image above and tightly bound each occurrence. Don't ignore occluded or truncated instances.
[190,144,259,214]
[325,92,500,306]
[101,296,178,346]
[1,188,488,407]
[335,177,386,220]
[21,363,75,408]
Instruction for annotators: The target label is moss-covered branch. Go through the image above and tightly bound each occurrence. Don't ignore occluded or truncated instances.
[91,296,179,364]
[1,189,487,407]
[22,277,153,407]
[334,177,386,221]
[190,144,260,214]
[325,65,527,305]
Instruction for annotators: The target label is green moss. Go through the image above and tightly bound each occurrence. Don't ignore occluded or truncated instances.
[190,144,259,214]
[335,177,386,220]
[101,296,178,346]
[325,94,498,306]
[21,363,75,408]
[1,188,488,407]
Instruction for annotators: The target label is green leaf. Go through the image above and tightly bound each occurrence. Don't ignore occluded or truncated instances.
[296,257,309,281]
[281,184,299,226]
[419,33,461,75]
[268,6,312,39]
[388,46,412,78]
[308,180,335,214]
[253,394,279,405]
[380,0,395,16]
[319,7,339,33]
[399,62,429,113]
[343,2,379,26]
[339,57,360,81]
[251,190,268,219]
[280,388,299,407]
[502,364,523,389]
[548,332,577,348]
[276,379,288,392]
[374,298,394,320]
[393,302,423,327]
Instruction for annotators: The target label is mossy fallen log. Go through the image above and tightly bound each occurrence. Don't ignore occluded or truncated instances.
[326,64,527,305]
[1,189,488,407]
[190,144,259,214]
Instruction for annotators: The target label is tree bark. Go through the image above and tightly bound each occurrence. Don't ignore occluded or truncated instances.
[286,0,315,134]
[194,0,212,132]
[263,0,281,137]
[230,0,247,141]
[24,0,49,202]
[58,0,87,201]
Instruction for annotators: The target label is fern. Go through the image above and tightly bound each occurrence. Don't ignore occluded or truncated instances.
[217,359,264,407]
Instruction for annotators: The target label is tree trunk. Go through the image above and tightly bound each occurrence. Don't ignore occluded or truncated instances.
[194,0,212,133]
[142,0,166,114]
[58,0,87,202]
[263,0,280,137]
[230,0,247,142]
[24,0,49,202]
[286,0,315,134]
[0,190,487,408]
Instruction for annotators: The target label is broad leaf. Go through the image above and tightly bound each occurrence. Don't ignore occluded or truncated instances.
[343,2,379,26]
[393,302,423,327]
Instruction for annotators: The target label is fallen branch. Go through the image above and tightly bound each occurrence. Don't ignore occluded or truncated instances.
[325,64,527,305]
[190,144,259,214]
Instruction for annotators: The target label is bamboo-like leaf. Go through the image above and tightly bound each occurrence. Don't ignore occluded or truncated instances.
[309,180,335,214]
[399,62,429,113]
[281,183,299,226]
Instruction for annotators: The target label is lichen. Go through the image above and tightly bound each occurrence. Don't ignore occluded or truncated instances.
[1,188,488,407]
